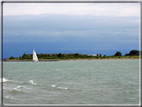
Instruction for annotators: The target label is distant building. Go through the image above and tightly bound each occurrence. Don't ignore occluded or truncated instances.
[89,54,97,56]
[92,54,97,56]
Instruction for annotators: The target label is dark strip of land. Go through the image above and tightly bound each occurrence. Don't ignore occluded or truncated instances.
[3,56,140,62]
[4,50,141,61]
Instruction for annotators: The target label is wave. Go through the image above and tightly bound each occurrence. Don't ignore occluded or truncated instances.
[9,88,21,93]
[1,78,17,83]
[2,78,9,82]
[8,85,30,93]
[16,85,30,90]
[51,84,68,90]
[29,80,37,85]
[4,95,15,100]
[20,81,29,85]
[20,80,37,86]
[11,87,21,92]
[57,87,68,90]
[51,85,56,87]
[1,78,19,84]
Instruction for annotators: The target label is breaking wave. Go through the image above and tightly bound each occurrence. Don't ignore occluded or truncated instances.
[51,84,68,90]
[4,95,15,100]
[29,80,37,85]
[1,78,17,83]
[9,85,30,93]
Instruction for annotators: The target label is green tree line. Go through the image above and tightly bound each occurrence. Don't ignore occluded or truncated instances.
[7,50,140,60]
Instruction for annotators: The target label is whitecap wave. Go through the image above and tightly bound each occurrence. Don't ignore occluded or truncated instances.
[52,85,56,87]
[29,80,37,85]
[17,85,30,90]
[57,87,68,90]
[5,95,15,100]
[51,84,68,90]
[9,85,30,92]
[10,87,21,92]
[1,78,17,83]
[3,78,9,82]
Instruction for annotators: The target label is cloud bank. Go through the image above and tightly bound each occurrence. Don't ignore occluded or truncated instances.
[3,3,140,17]
[3,3,140,58]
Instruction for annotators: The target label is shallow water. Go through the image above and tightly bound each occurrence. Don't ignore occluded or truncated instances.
[3,60,140,105]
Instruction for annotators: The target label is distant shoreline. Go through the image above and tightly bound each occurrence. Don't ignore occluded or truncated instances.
[3,58,140,62]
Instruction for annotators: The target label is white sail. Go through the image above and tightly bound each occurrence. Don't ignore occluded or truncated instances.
[33,49,38,62]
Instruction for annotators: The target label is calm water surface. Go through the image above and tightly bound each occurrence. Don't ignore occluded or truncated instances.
[3,60,140,105]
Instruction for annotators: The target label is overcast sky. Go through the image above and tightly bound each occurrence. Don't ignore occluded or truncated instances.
[3,2,140,58]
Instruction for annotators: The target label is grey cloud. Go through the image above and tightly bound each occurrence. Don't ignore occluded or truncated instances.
[3,14,139,58]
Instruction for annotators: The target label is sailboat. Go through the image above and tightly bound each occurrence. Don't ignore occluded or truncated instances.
[33,49,38,62]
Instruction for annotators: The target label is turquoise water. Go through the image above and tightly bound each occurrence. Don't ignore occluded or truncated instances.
[3,60,140,105]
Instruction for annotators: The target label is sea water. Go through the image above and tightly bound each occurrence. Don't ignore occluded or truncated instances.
[2,60,140,105]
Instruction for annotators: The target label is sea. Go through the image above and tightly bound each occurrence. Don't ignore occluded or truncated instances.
[2,59,140,105]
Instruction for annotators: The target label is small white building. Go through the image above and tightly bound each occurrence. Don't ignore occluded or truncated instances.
[88,54,97,56]
[92,54,97,56]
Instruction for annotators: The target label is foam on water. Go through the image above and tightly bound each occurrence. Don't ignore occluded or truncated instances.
[12,87,21,91]
[9,88,21,92]
[6,85,31,93]
[16,85,30,90]
[3,78,9,82]
[57,86,68,90]
[1,78,18,83]
[29,80,37,85]
[52,85,56,87]
[51,84,68,90]
[5,95,15,100]
[1,78,10,82]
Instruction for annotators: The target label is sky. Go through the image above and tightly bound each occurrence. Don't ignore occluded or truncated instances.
[3,2,140,58]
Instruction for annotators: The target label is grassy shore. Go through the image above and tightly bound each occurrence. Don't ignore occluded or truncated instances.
[3,55,140,61]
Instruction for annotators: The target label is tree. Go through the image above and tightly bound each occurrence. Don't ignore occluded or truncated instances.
[129,50,139,55]
[115,51,122,56]
[9,56,14,59]
[96,54,99,58]
[99,54,102,57]
[22,53,32,59]
[103,55,106,58]
[75,53,79,56]
[125,50,139,56]
[58,53,62,57]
